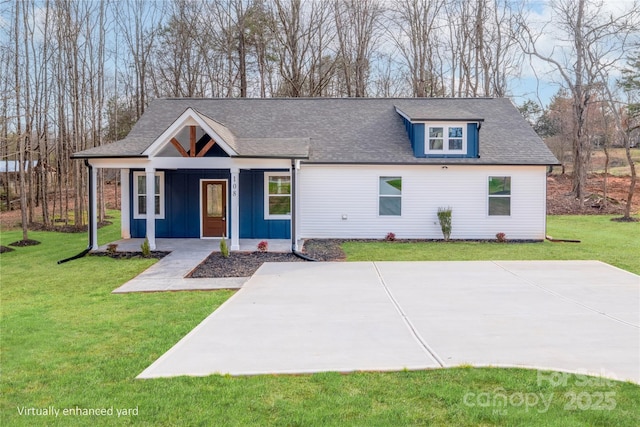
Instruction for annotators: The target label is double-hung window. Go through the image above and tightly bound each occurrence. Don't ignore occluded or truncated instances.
[379,176,402,216]
[133,171,165,219]
[264,172,291,219]
[488,176,511,216]
[427,124,465,153]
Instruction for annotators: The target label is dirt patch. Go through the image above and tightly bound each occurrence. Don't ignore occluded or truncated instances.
[0,245,15,253]
[546,174,639,215]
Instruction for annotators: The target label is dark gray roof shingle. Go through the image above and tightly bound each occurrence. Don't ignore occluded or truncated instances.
[73,98,558,165]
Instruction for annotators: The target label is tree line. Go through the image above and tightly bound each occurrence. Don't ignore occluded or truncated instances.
[1,0,639,242]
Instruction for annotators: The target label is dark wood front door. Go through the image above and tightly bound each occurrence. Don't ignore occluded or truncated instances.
[202,180,227,237]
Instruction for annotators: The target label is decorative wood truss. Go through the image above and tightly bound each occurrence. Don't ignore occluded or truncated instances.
[170,126,218,158]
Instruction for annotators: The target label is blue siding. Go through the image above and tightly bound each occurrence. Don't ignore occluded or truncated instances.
[413,123,425,157]
[467,122,479,158]
[239,170,291,239]
[130,169,230,238]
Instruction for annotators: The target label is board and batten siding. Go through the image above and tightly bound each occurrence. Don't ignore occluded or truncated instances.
[298,164,547,240]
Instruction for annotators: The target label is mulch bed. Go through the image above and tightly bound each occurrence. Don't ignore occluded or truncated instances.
[28,220,112,233]
[0,245,15,253]
[189,239,347,278]
[8,239,41,247]
[189,252,305,278]
[91,251,170,260]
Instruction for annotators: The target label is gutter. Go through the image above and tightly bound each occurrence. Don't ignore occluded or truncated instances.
[58,159,94,264]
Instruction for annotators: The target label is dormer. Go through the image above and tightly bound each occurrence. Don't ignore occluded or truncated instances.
[395,106,483,159]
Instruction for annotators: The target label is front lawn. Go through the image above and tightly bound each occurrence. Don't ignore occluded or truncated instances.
[1,214,639,426]
[344,215,640,275]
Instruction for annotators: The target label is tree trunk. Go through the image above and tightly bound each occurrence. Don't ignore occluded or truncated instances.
[623,132,637,219]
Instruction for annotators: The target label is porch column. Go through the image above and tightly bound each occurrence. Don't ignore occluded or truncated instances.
[230,168,240,251]
[291,160,298,251]
[120,169,131,239]
[90,165,99,250]
[145,167,156,250]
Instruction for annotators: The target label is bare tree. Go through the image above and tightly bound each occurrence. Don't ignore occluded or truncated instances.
[389,0,444,97]
[613,51,640,220]
[517,0,640,201]
[116,0,163,118]
[334,0,383,97]
[271,0,331,97]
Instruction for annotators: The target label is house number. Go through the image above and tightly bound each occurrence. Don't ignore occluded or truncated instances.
[232,178,237,197]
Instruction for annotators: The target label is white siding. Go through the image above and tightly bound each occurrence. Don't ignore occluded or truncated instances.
[298,164,547,240]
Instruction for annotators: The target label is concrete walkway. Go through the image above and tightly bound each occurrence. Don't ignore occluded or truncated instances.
[110,238,293,293]
[138,260,640,383]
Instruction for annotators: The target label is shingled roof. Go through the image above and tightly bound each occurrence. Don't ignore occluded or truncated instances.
[73,97,558,165]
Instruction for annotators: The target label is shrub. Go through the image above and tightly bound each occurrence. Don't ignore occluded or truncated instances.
[220,236,229,258]
[496,232,507,243]
[140,238,151,257]
[437,207,452,241]
[257,240,268,252]
[385,232,396,242]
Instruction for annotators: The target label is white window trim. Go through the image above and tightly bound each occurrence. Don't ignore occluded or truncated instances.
[133,171,165,219]
[425,123,467,154]
[487,175,511,217]
[378,176,402,217]
[264,172,291,220]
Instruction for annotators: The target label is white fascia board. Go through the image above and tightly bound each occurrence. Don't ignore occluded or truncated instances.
[142,108,238,157]
[88,158,149,169]
[88,156,290,170]
[151,157,290,170]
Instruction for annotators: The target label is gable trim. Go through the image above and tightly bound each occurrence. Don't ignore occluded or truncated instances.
[143,108,238,158]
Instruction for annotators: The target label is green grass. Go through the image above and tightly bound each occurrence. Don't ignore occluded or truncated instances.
[1,214,639,425]
[344,215,640,275]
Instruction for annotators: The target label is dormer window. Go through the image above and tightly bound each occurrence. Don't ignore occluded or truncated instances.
[426,124,466,154]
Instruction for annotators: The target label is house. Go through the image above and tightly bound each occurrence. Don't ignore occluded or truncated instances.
[72,98,558,250]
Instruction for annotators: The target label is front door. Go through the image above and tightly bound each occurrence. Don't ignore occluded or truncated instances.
[201,180,227,237]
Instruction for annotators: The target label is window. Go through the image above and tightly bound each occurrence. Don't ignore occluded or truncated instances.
[488,176,511,216]
[133,171,165,219]
[379,176,402,216]
[265,172,291,219]
[427,125,465,153]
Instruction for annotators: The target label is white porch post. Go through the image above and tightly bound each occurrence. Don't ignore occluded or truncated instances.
[230,168,240,251]
[292,160,300,251]
[145,167,156,250]
[90,165,98,250]
[120,169,131,239]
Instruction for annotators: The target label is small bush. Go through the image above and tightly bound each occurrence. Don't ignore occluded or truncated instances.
[220,236,229,258]
[257,240,268,252]
[496,232,507,243]
[385,232,396,242]
[437,207,452,241]
[141,238,151,257]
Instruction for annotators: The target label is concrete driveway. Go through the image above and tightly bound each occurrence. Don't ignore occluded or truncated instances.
[138,261,639,383]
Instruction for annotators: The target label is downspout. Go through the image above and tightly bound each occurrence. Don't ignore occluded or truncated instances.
[290,158,316,261]
[58,159,94,264]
